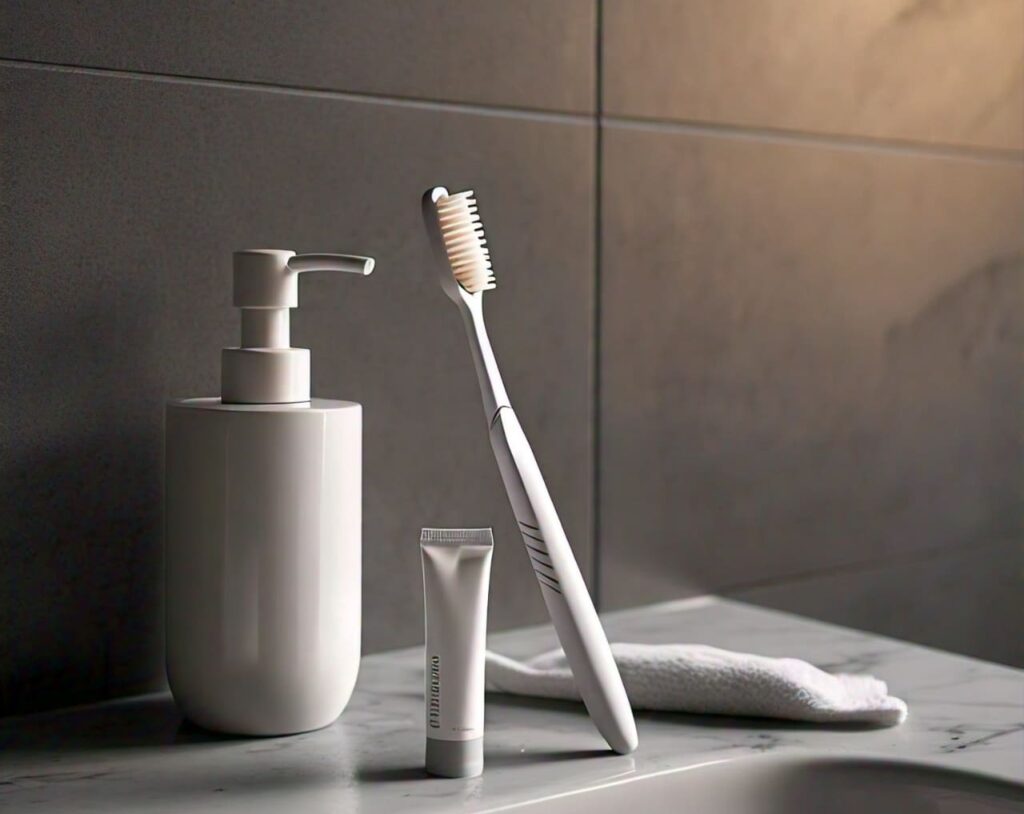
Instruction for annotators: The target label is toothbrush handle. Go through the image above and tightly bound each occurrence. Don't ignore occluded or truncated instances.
[489,407,638,755]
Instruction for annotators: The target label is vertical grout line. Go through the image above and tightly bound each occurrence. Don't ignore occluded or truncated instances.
[591,0,604,609]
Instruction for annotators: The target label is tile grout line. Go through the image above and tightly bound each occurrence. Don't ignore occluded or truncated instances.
[0,57,594,127]
[716,536,1015,596]
[602,114,1024,165]
[599,538,1013,615]
[3,56,1021,164]
[591,0,603,607]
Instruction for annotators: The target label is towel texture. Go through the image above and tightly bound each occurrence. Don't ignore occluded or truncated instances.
[486,643,907,726]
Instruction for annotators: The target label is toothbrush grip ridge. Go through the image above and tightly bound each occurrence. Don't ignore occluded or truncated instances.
[489,408,638,755]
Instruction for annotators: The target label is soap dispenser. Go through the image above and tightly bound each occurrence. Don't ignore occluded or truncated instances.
[165,249,372,736]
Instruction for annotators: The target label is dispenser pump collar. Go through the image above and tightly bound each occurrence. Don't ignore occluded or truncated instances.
[222,249,374,404]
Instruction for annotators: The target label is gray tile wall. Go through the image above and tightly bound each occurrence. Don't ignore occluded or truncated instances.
[603,0,1023,151]
[2,1,1021,716]
[0,4,596,715]
[1,1,596,111]
[598,0,1024,666]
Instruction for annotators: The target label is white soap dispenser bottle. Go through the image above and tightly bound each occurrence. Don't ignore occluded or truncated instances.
[165,249,373,735]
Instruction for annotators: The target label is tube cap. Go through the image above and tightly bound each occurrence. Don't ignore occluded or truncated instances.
[426,737,483,778]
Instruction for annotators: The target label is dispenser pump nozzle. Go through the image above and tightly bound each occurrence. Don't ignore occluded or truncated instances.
[222,249,374,404]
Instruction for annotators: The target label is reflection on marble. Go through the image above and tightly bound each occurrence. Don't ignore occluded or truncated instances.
[1,598,1021,812]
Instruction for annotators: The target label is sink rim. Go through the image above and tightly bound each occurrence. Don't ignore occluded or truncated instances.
[480,749,1024,813]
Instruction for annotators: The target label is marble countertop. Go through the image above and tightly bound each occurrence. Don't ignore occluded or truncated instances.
[2,597,1021,812]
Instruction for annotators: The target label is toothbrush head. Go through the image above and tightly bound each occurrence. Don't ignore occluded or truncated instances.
[423,186,496,303]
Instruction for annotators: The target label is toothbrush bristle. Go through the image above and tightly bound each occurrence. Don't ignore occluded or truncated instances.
[435,190,496,294]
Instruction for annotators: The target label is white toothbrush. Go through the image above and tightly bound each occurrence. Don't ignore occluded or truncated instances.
[422,187,639,755]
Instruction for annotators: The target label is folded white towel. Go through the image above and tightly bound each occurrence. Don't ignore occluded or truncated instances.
[486,643,907,726]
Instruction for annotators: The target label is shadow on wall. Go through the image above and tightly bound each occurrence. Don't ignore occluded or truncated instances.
[881,253,1023,523]
[861,251,1023,555]
[730,254,1024,667]
[0,287,167,715]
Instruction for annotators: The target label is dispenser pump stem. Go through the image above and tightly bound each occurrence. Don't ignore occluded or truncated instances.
[222,249,374,404]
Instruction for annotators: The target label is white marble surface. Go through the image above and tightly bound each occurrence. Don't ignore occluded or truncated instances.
[1,597,1021,812]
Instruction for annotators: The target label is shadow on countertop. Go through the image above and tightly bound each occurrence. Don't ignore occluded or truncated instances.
[0,693,254,754]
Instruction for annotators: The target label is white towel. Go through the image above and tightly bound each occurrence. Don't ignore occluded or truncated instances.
[486,643,907,726]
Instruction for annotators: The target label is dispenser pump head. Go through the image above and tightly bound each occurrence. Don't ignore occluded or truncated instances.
[222,249,374,404]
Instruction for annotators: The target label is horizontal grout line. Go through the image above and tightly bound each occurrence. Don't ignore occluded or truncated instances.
[606,595,722,621]
[602,114,1024,165]
[5,57,1022,165]
[604,539,1014,621]
[718,537,1015,596]
[0,57,594,126]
